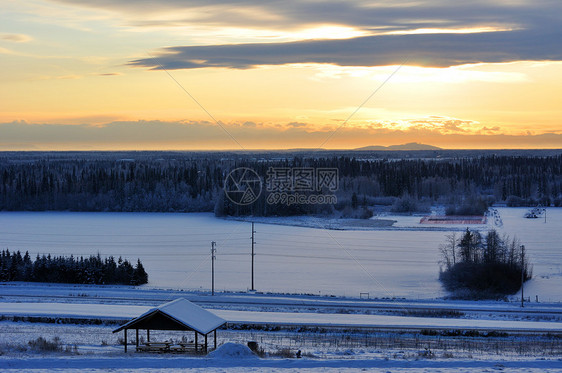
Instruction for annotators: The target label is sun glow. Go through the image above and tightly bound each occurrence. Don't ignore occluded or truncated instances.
[297,63,529,84]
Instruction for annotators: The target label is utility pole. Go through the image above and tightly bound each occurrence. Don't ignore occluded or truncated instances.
[520,244,525,308]
[250,222,256,291]
[211,241,216,296]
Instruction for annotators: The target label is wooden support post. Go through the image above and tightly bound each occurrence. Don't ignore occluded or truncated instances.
[214,330,217,350]
[124,329,127,353]
[136,329,139,350]
[205,333,208,352]
[147,329,150,342]
[195,332,198,352]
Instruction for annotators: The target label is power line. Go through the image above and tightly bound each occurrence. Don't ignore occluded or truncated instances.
[316,57,409,150]
[147,51,246,150]
[0,231,248,237]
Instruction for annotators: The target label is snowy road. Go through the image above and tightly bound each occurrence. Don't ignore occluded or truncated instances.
[3,283,562,319]
[2,302,562,333]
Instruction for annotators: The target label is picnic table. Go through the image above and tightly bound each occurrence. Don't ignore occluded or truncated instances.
[137,341,172,353]
[171,342,200,353]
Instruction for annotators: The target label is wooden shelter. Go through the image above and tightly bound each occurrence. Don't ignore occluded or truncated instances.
[113,298,226,353]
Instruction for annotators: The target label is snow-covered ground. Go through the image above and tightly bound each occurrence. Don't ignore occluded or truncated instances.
[1,319,562,373]
[0,208,561,301]
[3,353,562,373]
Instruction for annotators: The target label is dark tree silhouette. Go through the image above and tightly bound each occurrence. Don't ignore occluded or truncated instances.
[0,250,148,285]
[439,229,531,299]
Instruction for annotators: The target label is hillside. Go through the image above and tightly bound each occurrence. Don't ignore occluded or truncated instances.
[354,143,442,151]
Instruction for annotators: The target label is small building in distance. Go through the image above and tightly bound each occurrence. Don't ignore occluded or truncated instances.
[420,215,487,224]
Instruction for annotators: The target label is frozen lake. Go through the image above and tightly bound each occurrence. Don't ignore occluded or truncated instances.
[0,208,560,300]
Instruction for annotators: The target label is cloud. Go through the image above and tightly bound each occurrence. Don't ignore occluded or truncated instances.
[1,119,560,150]
[481,126,502,133]
[49,1,558,34]
[43,1,562,69]
[130,27,562,70]
[287,122,307,128]
[36,74,82,80]
[363,117,480,134]
[0,143,39,150]
[0,46,16,55]
[0,33,33,43]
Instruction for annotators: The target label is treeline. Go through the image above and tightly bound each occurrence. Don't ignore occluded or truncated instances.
[0,156,221,212]
[439,229,531,299]
[0,250,148,285]
[0,152,561,216]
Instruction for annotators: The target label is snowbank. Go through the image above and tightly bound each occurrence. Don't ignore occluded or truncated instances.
[207,343,258,359]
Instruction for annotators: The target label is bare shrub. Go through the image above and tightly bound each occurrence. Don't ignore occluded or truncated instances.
[28,337,63,352]
[271,348,296,358]
[417,347,435,359]
[64,344,79,354]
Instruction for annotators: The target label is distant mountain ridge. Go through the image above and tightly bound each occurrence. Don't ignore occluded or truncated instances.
[354,142,442,151]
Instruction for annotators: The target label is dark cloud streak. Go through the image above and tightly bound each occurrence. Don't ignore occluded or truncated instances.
[0,33,32,42]
[130,28,562,69]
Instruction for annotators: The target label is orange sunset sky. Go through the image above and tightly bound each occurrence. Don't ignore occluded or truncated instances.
[1,0,561,150]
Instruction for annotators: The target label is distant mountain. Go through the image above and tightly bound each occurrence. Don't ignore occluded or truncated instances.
[355,142,442,151]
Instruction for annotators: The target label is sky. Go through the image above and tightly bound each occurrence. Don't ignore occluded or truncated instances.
[1,0,561,150]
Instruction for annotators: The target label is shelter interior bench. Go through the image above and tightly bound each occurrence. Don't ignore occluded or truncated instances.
[136,341,172,353]
[136,341,205,354]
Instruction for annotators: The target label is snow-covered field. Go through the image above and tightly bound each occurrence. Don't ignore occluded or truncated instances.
[0,208,561,301]
[1,208,562,372]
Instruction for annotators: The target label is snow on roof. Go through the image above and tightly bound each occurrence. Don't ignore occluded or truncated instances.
[113,298,226,335]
